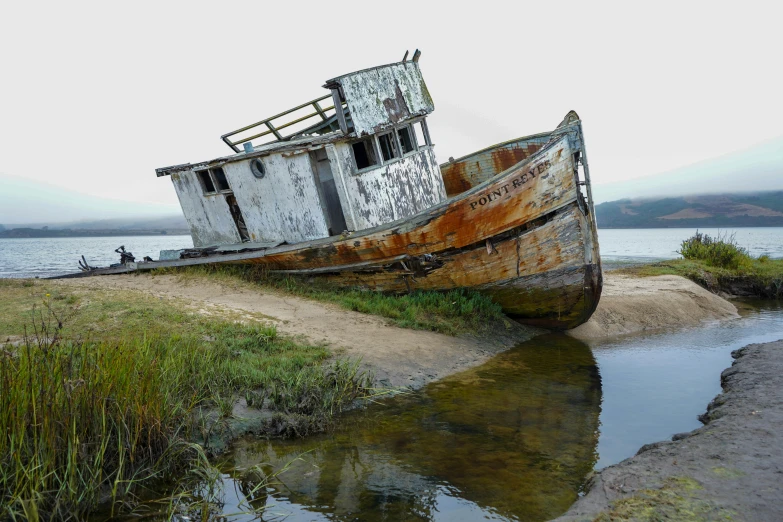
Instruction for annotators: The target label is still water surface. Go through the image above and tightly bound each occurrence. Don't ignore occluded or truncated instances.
[0,235,193,278]
[176,303,782,521]
[598,226,783,266]
[1,227,782,279]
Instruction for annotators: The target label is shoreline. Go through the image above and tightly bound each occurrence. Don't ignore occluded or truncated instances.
[52,271,742,388]
[553,339,783,521]
[3,270,768,517]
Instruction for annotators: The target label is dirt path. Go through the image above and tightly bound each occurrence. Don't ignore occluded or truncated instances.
[553,340,783,521]
[569,274,739,340]
[54,274,539,389]
[54,272,740,386]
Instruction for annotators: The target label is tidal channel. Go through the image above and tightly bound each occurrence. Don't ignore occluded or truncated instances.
[135,302,783,521]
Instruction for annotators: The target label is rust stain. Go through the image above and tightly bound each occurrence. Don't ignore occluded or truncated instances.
[258,139,577,272]
[441,160,472,197]
[490,146,532,174]
[441,143,546,198]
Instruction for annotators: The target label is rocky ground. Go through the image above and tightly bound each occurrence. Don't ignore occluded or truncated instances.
[553,340,783,522]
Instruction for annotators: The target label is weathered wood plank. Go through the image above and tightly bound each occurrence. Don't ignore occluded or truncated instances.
[440,132,553,196]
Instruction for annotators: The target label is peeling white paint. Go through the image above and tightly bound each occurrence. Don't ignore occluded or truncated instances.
[329,144,447,231]
[170,171,241,247]
[332,63,434,137]
[165,61,447,247]
[222,154,329,243]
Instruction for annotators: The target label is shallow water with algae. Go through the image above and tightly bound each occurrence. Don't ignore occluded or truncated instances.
[96,303,783,521]
[196,335,601,521]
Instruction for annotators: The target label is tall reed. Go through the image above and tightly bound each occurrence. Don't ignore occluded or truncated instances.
[1,297,372,519]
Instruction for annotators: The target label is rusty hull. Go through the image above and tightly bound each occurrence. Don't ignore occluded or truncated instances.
[231,125,602,329]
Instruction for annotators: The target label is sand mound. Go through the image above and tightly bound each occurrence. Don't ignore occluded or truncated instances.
[568,274,739,341]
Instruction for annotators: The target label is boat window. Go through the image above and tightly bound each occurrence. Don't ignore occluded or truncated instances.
[250,158,266,179]
[398,125,415,154]
[197,170,216,194]
[413,120,430,148]
[351,137,378,170]
[378,131,400,162]
[212,167,230,191]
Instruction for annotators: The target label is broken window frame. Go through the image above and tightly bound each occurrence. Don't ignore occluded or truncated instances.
[350,118,433,175]
[197,167,233,196]
[411,118,432,150]
[350,136,380,173]
[397,124,416,156]
[377,130,401,164]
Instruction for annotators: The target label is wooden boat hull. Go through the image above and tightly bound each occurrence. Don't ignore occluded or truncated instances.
[60,119,601,330]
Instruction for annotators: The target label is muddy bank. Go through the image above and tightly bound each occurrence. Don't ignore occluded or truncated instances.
[553,339,783,521]
[55,274,541,390]
[569,274,739,341]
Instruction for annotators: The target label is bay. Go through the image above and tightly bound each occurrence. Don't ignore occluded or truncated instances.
[0,235,193,278]
[1,227,781,279]
[598,226,783,266]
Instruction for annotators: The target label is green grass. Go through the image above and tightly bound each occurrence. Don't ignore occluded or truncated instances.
[617,232,783,299]
[594,476,735,521]
[678,231,751,270]
[156,264,506,336]
[0,280,372,520]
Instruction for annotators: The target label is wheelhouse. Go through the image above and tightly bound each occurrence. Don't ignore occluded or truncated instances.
[156,55,447,248]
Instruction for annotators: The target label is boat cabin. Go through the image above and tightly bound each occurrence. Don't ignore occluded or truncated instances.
[156,55,447,248]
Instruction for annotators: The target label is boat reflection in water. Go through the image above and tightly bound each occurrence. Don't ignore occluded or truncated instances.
[213,334,601,521]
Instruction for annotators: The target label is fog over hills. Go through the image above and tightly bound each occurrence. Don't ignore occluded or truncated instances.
[0,173,182,226]
[2,135,781,233]
[596,191,783,228]
[590,136,783,204]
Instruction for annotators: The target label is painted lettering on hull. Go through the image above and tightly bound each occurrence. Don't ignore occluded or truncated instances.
[468,159,552,211]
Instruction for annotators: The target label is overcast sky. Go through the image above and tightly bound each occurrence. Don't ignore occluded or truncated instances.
[1,1,781,223]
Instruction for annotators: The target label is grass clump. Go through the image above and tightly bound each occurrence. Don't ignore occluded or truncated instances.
[160,264,506,336]
[618,232,783,299]
[0,282,372,520]
[678,231,751,270]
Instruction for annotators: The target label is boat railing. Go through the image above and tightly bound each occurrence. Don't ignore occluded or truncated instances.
[220,94,348,153]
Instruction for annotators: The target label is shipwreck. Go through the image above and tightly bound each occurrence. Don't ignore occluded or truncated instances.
[68,52,602,329]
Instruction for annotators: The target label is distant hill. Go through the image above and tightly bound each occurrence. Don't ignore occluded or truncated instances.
[0,214,189,238]
[596,191,783,228]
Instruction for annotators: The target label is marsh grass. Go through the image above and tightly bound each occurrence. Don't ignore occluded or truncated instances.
[159,264,505,335]
[678,231,751,270]
[619,232,783,299]
[0,284,372,520]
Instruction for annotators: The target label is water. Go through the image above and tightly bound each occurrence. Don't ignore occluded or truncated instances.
[598,227,783,267]
[1,228,782,279]
[0,235,192,278]
[589,301,783,469]
[153,303,782,522]
[197,336,603,522]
